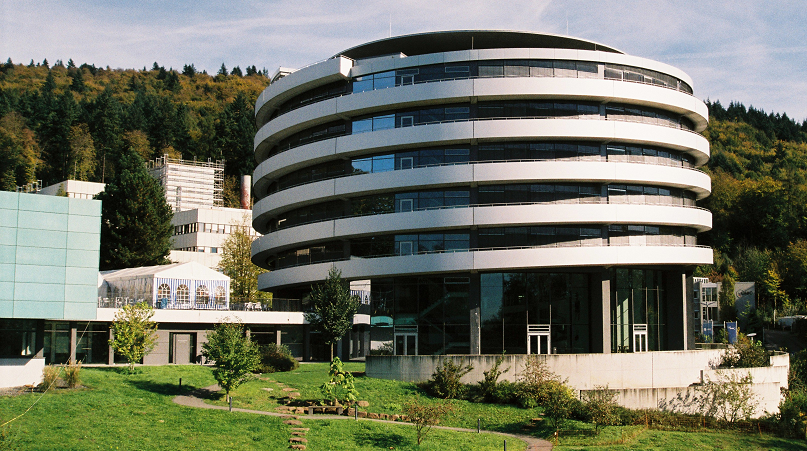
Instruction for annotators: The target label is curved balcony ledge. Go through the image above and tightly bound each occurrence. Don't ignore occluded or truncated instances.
[257,245,713,290]
[255,77,707,149]
[254,118,709,182]
[251,203,711,257]
[252,161,711,230]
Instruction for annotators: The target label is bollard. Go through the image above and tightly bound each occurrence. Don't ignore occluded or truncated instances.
[229,396,232,412]
[477,418,480,433]
[503,439,507,451]
[355,407,358,421]
[178,378,182,390]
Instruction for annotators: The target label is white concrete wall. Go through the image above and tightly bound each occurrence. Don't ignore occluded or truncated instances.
[365,350,789,417]
[0,357,45,389]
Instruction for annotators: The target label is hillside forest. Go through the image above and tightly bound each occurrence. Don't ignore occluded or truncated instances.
[0,58,270,206]
[3,59,807,324]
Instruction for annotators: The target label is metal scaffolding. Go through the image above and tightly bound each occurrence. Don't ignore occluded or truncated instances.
[148,155,224,211]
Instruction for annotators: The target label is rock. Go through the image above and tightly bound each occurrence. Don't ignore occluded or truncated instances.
[290,428,310,432]
[290,445,306,450]
[289,392,301,398]
[283,387,296,392]
[261,388,274,392]
[283,420,303,426]
[368,413,379,419]
[291,431,306,436]
[289,437,308,443]
[391,415,399,421]
[357,401,370,407]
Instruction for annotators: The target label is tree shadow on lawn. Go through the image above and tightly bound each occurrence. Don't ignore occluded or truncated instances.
[127,379,199,397]
[353,426,413,448]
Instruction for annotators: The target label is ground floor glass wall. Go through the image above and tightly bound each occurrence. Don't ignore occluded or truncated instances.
[371,276,471,355]
[480,272,590,354]
[611,268,667,352]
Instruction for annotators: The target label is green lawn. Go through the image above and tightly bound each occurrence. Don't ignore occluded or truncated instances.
[3,363,806,450]
[220,361,539,434]
[0,365,526,450]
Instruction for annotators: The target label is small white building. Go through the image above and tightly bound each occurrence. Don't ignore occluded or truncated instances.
[40,180,106,199]
[170,207,258,269]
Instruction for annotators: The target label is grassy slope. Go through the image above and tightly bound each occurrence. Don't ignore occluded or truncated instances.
[220,361,538,433]
[0,365,526,450]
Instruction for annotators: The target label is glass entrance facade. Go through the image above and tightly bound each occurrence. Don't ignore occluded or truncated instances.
[481,272,590,354]
[611,269,666,353]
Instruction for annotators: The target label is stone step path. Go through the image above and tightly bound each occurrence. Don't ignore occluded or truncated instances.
[173,385,552,450]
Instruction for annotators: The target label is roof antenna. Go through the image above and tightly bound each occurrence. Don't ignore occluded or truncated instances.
[389,13,392,37]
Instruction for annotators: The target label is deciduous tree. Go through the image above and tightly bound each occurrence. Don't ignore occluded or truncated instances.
[218,216,270,304]
[109,302,158,372]
[202,320,261,397]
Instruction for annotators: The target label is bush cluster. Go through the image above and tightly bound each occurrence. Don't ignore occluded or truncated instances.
[257,343,299,374]
[718,334,770,368]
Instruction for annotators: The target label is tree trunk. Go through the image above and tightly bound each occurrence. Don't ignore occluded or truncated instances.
[329,342,334,361]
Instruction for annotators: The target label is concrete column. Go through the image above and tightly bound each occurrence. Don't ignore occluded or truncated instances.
[469,274,481,354]
[69,322,77,364]
[245,328,251,340]
[665,270,689,350]
[35,320,45,359]
[362,328,370,358]
[591,270,611,353]
[275,329,282,346]
[108,327,115,365]
[303,325,310,361]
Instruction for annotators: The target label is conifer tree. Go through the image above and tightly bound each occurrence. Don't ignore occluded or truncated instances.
[97,149,173,270]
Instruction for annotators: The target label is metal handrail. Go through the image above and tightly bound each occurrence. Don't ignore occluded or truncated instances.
[267,69,694,120]
[267,113,700,159]
[266,199,707,233]
[273,242,708,270]
[266,157,705,196]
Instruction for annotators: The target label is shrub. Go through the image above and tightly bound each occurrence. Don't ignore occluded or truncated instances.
[581,385,620,433]
[320,357,359,406]
[778,388,807,438]
[542,379,577,430]
[257,343,299,373]
[477,354,509,403]
[403,397,455,445]
[695,370,757,422]
[514,355,563,408]
[63,361,81,389]
[718,334,770,368]
[40,365,61,390]
[425,359,473,399]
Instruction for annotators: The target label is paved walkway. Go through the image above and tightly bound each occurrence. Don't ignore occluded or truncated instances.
[173,385,553,450]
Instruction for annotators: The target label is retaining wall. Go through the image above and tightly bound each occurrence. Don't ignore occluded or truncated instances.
[366,350,789,416]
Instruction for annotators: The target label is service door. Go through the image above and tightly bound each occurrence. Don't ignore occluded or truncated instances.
[172,333,193,364]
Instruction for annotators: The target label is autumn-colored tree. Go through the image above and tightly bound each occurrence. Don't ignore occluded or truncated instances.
[67,123,96,180]
[0,112,41,191]
[218,216,270,305]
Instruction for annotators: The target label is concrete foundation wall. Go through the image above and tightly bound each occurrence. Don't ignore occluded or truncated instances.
[0,357,45,388]
[366,350,789,417]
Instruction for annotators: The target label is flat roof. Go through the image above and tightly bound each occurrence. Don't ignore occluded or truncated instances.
[335,30,623,60]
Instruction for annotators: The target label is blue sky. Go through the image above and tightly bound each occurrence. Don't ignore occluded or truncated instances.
[3,0,807,121]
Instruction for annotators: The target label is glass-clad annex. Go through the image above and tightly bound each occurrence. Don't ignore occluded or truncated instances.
[252,30,712,357]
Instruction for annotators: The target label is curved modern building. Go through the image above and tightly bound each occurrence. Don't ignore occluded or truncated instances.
[252,30,712,357]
